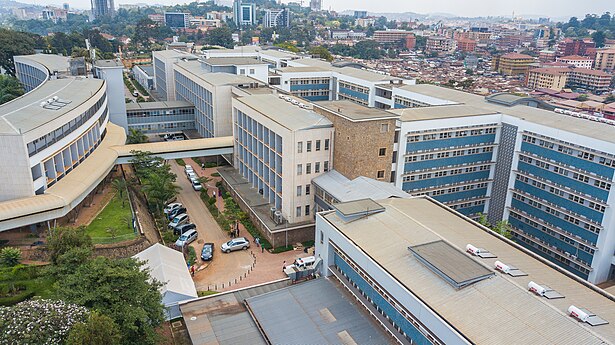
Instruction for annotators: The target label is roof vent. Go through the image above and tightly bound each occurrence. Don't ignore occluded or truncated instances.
[568,305,609,326]
[528,281,564,299]
[494,260,527,277]
[466,244,497,258]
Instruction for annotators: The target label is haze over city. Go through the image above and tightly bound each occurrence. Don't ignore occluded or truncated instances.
[13,0,615,18]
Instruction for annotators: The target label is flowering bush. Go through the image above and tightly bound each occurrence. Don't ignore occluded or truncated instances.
[0,299,89,345]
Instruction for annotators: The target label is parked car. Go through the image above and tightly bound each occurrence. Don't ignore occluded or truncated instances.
[187,171,197,181]
[201,243,214,261]
[184,165,193,175]
[168,207,187,220]
[192,179,203,191]
[168,213,189,229]
[164,203,182,215]
[221,237,250,253]
[173,223,196,236]
[175,229,198,247]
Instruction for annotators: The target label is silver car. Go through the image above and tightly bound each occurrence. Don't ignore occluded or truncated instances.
[221,237,250,253]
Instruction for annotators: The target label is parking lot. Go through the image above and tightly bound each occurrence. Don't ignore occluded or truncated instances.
[168,159,305,292]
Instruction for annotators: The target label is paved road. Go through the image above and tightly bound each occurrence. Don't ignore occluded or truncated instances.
[168,161,254,291]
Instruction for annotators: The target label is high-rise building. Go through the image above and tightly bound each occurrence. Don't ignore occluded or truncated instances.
[164,12,190,29]
[594,48,615,71]
[493,53,535,75]
[309,0,321,11]
[232,0,256,27]
[90,0,115,19]
[353,10,368,19]
[557,38,595,57]
[263,8,290,28]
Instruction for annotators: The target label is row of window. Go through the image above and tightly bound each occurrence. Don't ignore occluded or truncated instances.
[512,191,602,234]
[289,77,330,85]
[296,204,311,217]
[338,80,369,94]
[297,161,329,175]
[338,93,368,106]
[519,154,612,192]
[404,164,491,181]
[393,95,430,108]
[407,127,497,142]
[522,134,615,168]
[126,108,194,117]
[291,90,330,98]
[512,229,592,275]
[297,139,330,153]
[405,146,493,162]
[425,182,490,196]
[449,199,486,210]
[296,184,311,196]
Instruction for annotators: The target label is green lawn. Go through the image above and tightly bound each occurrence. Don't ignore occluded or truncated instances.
[86,194,136,244]
[0,265,56,306]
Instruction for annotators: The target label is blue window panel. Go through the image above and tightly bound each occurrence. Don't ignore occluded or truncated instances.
[338,87,369,101]
[289,83,330,91]
[405,152,493,171]
[510,199,598,244]
[403,171,490,191]
[517,162,609,201]
[455,204,485,216]
[334,253,433,345]
[433,188,488,203]
[303,95,330,101]
[394,103,407,109]
[514,181,604,222]
[509,217,580,254]
[406,134,496,152]
[521,142,614,179]
[510,229,589,280]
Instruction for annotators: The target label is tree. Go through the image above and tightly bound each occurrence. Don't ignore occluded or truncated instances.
[57,257,164,345]
[592,31,606,48]
[309,45,333,61]
[127,128,148,144]
[0,29,36,76]
[353,40,382,59]
[0,75,25,105]
[493,220,513,239]
[476,213,490,227]
[576,94,589,101]
[605,94,615,103]
[111,178,128,207]
[0,247,21,267]
[274,41,301,53]
[67,311,121,345]
[142,172,180,215]
[46,226,93,265]
[204,26,234,48]
[0,299,89,344]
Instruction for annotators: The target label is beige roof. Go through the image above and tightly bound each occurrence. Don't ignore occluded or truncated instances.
[234,94,332,131]
[323,197,615,344]
[174,61,260,86]
[391,104,497,121]
[396,84,615,144]
[202,57,268,66]
[14,54,70,73]
[276,66,330,73]
[0,123,126,230]
[314,100,399,121]
[111,136,233,157]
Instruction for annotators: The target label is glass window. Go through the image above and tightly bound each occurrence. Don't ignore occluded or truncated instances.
[297,164,302,175]
[305,205,310,216]
[315,162,320,173]
[306,163,311,174]
[324,139,330,150]
[316,140,321,151]
[381,123,389,133]
[377,170,385,179]
[306,141,312,152]
[297,141,303,153]
[379,148,386,156]
[306,185,311,195]
[324,161,329,172]
[296,206,301,217]
[297,185,302,196]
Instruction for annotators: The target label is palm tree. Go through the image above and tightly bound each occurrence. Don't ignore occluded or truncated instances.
[111,178,128,207]
[127,129,148,144]
[0,75,24,105]
[142,173,180,215]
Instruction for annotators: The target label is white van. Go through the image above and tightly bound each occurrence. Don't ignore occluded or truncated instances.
[293,256,316,269]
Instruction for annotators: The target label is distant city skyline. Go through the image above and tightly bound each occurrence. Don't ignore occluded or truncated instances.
[13,0,614,19]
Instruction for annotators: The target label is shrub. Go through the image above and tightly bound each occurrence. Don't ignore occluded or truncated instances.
[175,158,186,166]
[204,162,217,168]
[271,245,293,253]
[211,172,220,177]
[0,247,21,267]
[187,246,196,266]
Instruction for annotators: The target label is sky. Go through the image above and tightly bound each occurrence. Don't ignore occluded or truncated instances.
[16,0,614,19]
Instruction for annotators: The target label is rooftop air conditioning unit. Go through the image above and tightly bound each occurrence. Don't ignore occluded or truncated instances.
[274,210,283,225]
[270,207,276,220]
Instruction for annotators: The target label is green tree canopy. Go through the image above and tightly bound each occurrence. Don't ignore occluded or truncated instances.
[67,311,121,345]
[309,45,333,61]
[46,226,93,265]
[127,128,149,144]
[0,28,36,76]
[204,26,234,48]
[0,75,25,105]
[56,257,164,345]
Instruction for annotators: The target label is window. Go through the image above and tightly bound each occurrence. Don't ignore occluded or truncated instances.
[305,205,310,216]
[320,230,324,244]
[379,148,387,156]
[380,123,389,133]
[296,206,301,217]
[315,162,320,173]
[316,140,321,151]
[324,139,330,150]
[249,68,255,74]
[307,141,312,152]
[297,142,303,153]
[240,69,246,74]
[306,185,311,195]
[297,186,302,196]
[297,164,302,175]
[306,163,311,174]
[377,170,385,179]
[324,161,329,172]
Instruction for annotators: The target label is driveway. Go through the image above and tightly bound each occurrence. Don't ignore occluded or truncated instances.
[168,161,254,291]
